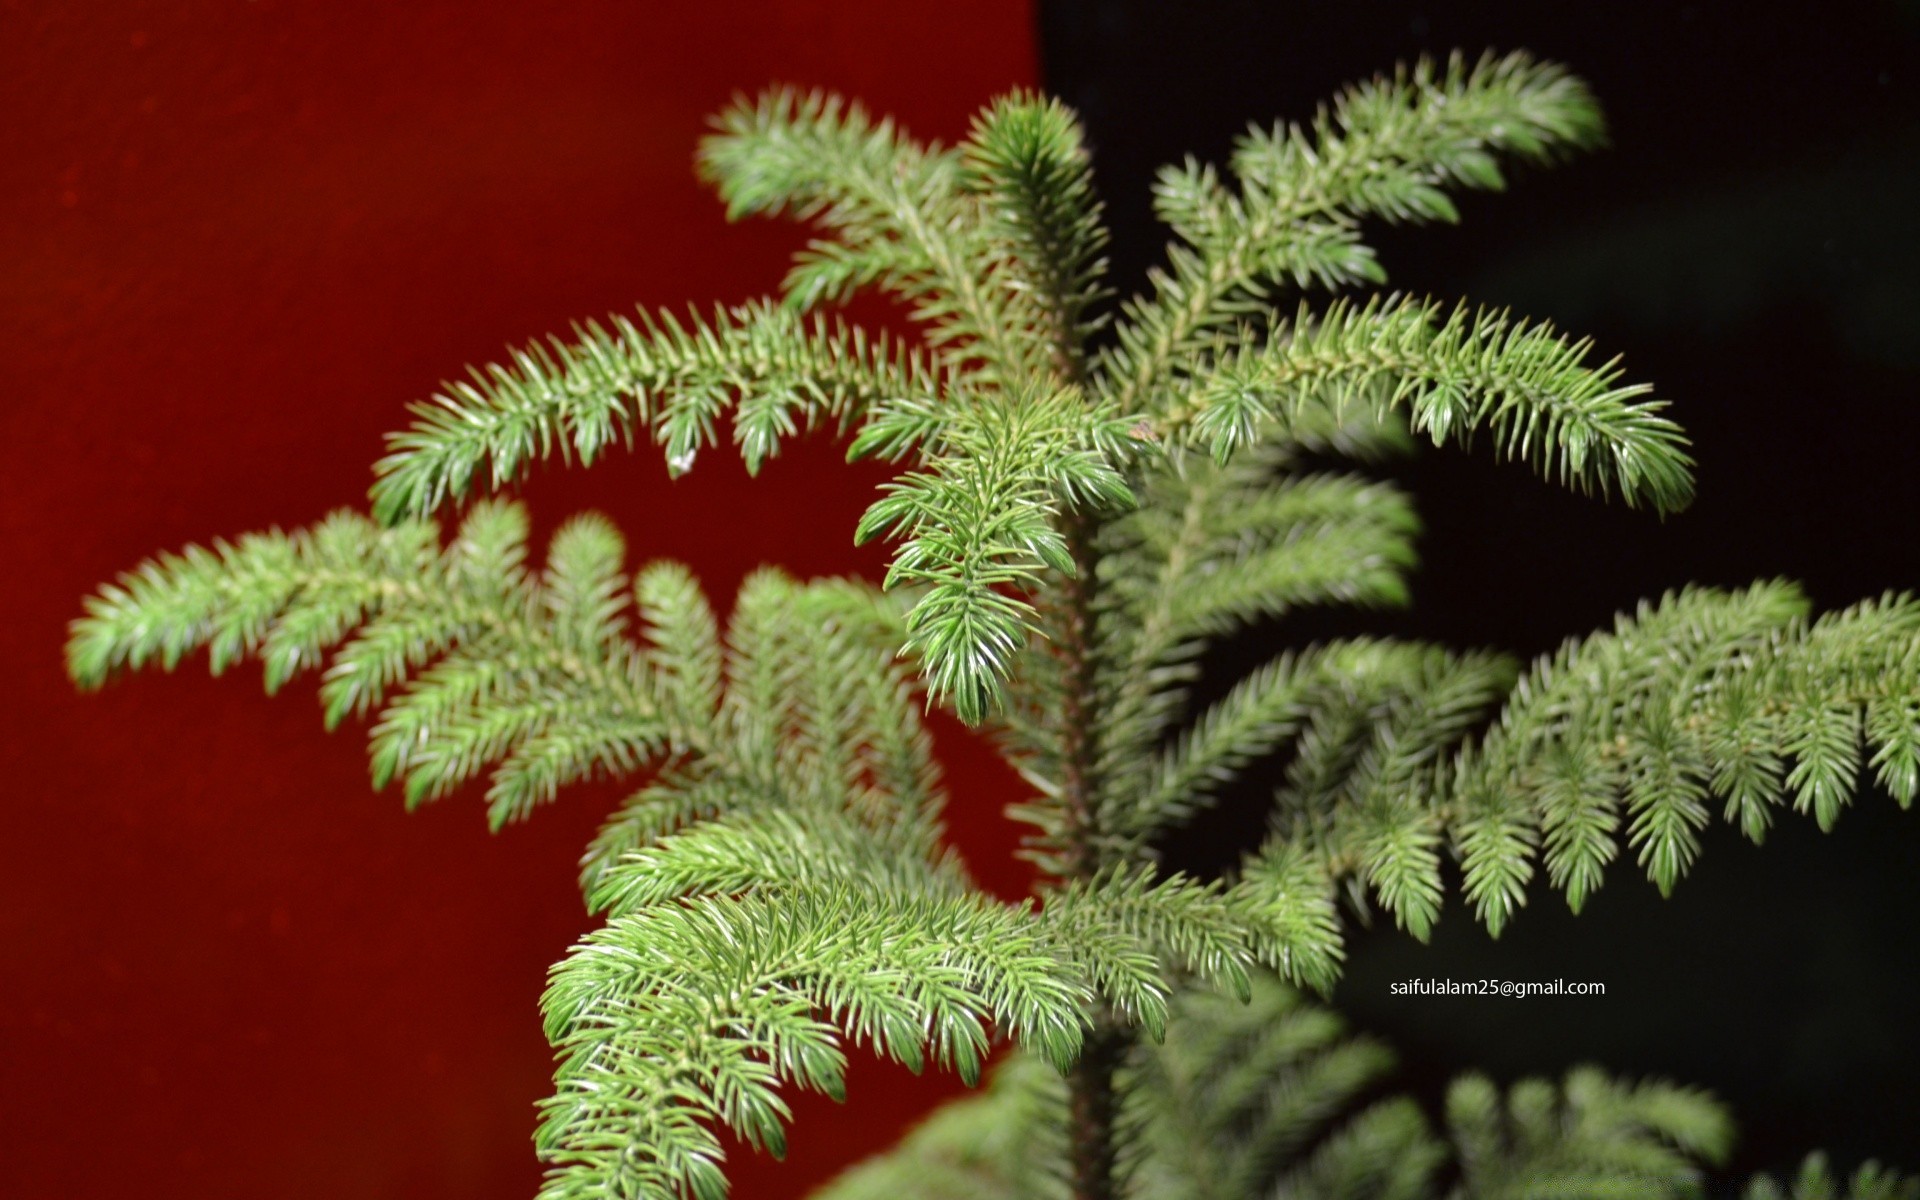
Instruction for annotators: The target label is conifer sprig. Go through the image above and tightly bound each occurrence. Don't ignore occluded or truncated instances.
[1446,584,1920,932]
[1128,974,1410,1200]
[1089,440,1421,820]
[1443,1067,1732,1198]
[369,301,943,523]
[1155,296,1695,512]
[536,888,1088,1200]
[699,89,1050,383]
[962,91,1113,380]
[855,387,1134,722]
[69,503,690,829]
[1037,866,1260,1039]
[1101,50,1606,418]
[1147,585,1920,945]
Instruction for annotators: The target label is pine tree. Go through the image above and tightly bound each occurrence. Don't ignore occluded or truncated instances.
[69,49,1919,1200]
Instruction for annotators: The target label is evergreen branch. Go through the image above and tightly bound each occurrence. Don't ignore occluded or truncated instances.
[700,88,954,231]
[1443,584,1920,931]
[1100,50,1604,417]
[536,888,1090,1200]
[1745,1154,1920,1200]
[1094,448,1419,816]
[1226,844,1345,992]
[1202,649,1516,966]
[71,509,432,691]
[589,806,964,917]
[469,690,664,829]
[1274,1097,1447,1200]
[1118,637,1511,938]
[779,237,921,315]
[427,518,658,826]
[807,974,1874,1200]
[1117,637,1498,847]
[757,573,944,821]
[1446,756,1541,943]
[68,62,1920,1200]
[1345,798,1448,945]
[542,514,632,649]
[1127,972,1408,1200]
[993,513,1121,882]
[1444,1068,1732,1199]
[69,504,954,848]
[635,562,724,737]
[991,639,1082,862]
[1101,210,1380,422]
[1291,647,1518,939]
[715,569,921,780]
[717,568,811,766]
[856,389,1134,722]
[1158,506,1417,640]
[1039,867,1260,1039]
[577,570,947,899]
[1229,51,1603,229]
[1154,296,1695,513]
[579,765,739,900]
[791,589,909,816]
[68,503,700,824]
[1039,448,1284,866]
[369,300,941,523]
[728,571,949,844]
[699,89,1049,383]
[1131,979,1732,1200]
[804,1054,1068,1200]
[1118,648,1324,841]
[962,91,1113,381]
[315,500,531,726]
[351,638,658,829]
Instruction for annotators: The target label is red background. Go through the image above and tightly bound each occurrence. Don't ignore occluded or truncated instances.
[2,3,1036,1196]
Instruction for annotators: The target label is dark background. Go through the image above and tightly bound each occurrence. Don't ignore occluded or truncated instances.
[1040,0,1920,1181]
[4,1,1917,1196]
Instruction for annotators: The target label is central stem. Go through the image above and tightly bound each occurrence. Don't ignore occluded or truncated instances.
[1057,512,1102,880]
[1067,1017,1127,1200]
[1054,510,1128,1200]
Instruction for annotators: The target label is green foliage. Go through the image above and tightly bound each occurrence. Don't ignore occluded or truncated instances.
[698,88,1050,383]
[810,973,1736,1200]
[1154,295,1694,512]
[854,385,1135,721]
[71,44,1917,1200]
[1037,866,1259,1038]
[1103,50,1604,418]
[539,888,1082,1200]
[1745,1154,1920,1200]
[1446,584,1920,931]
[1443,1068,1732,1198]
[70,503,1342,1199]
[71,502,679,829]
[801,1052,1070,1200]
[364,51,1683,726]
[963,91,1112,376]
[1128,973,1419,1200]
[370,302,945,522]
